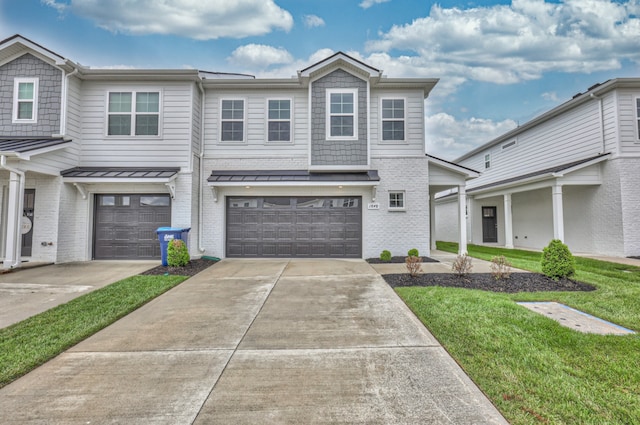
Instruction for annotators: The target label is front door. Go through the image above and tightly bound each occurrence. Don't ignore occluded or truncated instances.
[482,206,497,243]
[22,189,35,256]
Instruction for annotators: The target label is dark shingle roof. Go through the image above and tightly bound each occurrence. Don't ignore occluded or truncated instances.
[0,138,70,153]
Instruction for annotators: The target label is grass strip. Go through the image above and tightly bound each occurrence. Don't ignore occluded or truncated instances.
[0,274,186,388]
[394,242,640,424]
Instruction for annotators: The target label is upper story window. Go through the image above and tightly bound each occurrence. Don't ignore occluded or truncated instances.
[221,99,244,142]
[13,78,38,123]
[381,98,405,141]
[484,153,491,169]
[267,99,291,142]
[108,91,160,136]
[636,98,640,141]
[327,88,358,140]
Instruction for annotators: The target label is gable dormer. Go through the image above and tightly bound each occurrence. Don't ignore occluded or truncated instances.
[299,52,382,171]
[0,35,77,137]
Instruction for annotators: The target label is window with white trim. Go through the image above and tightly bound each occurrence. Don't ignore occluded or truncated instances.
[636,98,640,141]
[107,91,160,136]
[267,99,291,142]
[381,98,405,141]
[484,153,491,169]
[13,78,38,123]
[388,191,405,210]
[221,99,244,142]
[327,89,357,139]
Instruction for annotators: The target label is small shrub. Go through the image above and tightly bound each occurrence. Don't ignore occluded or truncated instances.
[407,248,420,258]
[490,255,512,280]
[405,255,422,277]
[380,250,392,262]
[167,239,190,267]
[452,254,473,277]
[541,239,575,280]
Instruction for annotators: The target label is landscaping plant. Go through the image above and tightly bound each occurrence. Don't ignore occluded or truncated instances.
[167,239,190,267]
[405,255,422,277]
[451,253,473,277]
[380,250,392,262]
[541,239,575,280]
[490,255,512,280]
[407,248,420,257]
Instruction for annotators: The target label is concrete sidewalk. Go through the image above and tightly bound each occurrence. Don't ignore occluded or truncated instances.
[0,258,508,424]
[0,261,157,329]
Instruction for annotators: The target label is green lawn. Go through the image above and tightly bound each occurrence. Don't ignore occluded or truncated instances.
[396,242,640,424]
[0,274,186,388]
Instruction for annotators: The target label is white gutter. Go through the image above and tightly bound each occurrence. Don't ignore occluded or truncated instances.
[590,93,606,154]
[59,68,79,136]
[0,155,25,268]
[197,81,206,254]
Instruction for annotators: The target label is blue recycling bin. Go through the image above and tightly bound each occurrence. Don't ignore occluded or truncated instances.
[157,227,191,266]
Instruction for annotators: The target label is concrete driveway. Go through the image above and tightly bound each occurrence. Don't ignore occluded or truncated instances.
[0,259,508,424]
[0,261,157,329]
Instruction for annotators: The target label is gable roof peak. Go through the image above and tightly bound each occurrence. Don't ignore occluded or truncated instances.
[298,51,382,79]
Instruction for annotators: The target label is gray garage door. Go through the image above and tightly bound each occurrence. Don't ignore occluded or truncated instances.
[94,194,171,259]
[226,196,362,258]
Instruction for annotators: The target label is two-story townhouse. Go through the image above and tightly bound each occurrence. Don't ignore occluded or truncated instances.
[0,34,210,268]
[202,52,445,258]
[2,34,473,266]
[436,79,640,258]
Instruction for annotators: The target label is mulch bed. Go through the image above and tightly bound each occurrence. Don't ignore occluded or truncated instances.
[366,256,439,264]
[383,272,596,293]
[139,258,219,277]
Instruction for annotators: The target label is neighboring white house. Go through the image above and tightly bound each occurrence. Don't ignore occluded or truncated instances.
[436,78,640,258]
[2,34,470,267]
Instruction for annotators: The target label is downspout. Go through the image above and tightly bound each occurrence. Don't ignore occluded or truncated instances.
[197,80,206,254]
[590,93,606,154]
[0,155,25,268]
[60,67,79,136]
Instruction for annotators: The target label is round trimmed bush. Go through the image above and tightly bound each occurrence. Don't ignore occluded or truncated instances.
[167,239,190,267]
[380,250,392,262]
[541,239,575,280]
[407,248,419,258]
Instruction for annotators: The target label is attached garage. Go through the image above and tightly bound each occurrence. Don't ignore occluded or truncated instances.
[226,196,362,258]
[93,194,171,259]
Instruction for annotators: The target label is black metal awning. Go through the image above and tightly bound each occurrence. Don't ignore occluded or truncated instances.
[208,169,380,184]
[0,138,71,158]
[61,167,180,181]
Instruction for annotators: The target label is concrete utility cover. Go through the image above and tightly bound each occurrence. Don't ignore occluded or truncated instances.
[517,302,636,335]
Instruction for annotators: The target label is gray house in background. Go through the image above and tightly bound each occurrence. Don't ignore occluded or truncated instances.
[2,34,473,267]
[436,79,640,258]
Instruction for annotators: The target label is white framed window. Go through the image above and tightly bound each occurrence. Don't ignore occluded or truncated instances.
[267,99,291,143]
[107,91,160,136]
[388,190,405,211]
[635,98,640,142]
[381,98,405,141]
[221,99,245,142]
[326,88,358,140]
[484,153,491,169]
[13,78,38,123]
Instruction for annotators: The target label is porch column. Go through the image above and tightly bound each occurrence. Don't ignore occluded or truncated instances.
[429,193,437,250]
[504,193,514,248]
[3,171,24,269]
[458,185,467,255]
[552,183,565,242]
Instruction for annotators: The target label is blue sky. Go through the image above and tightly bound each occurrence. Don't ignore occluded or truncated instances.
[1,0,639,159]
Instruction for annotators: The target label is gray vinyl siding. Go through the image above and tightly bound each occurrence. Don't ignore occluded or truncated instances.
[204,88,308,158]
[0,53,62,136]
[462,100,603,189]
[79,81,193,168]
[616,89,640,155]
[310,69,368,166]
[370,89,425,157]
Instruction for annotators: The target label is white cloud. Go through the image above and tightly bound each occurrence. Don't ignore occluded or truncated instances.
[303,14,325,28]
[228,44,293,68]
[541,91,559,102]
[359,0,391,9]
[366,0,640,85]
[44,0,293,39]
[425,113,517,160]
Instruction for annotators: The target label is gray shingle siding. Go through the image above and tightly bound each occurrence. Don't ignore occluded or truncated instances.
[311,69,368,166]
[0,53,62,136]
